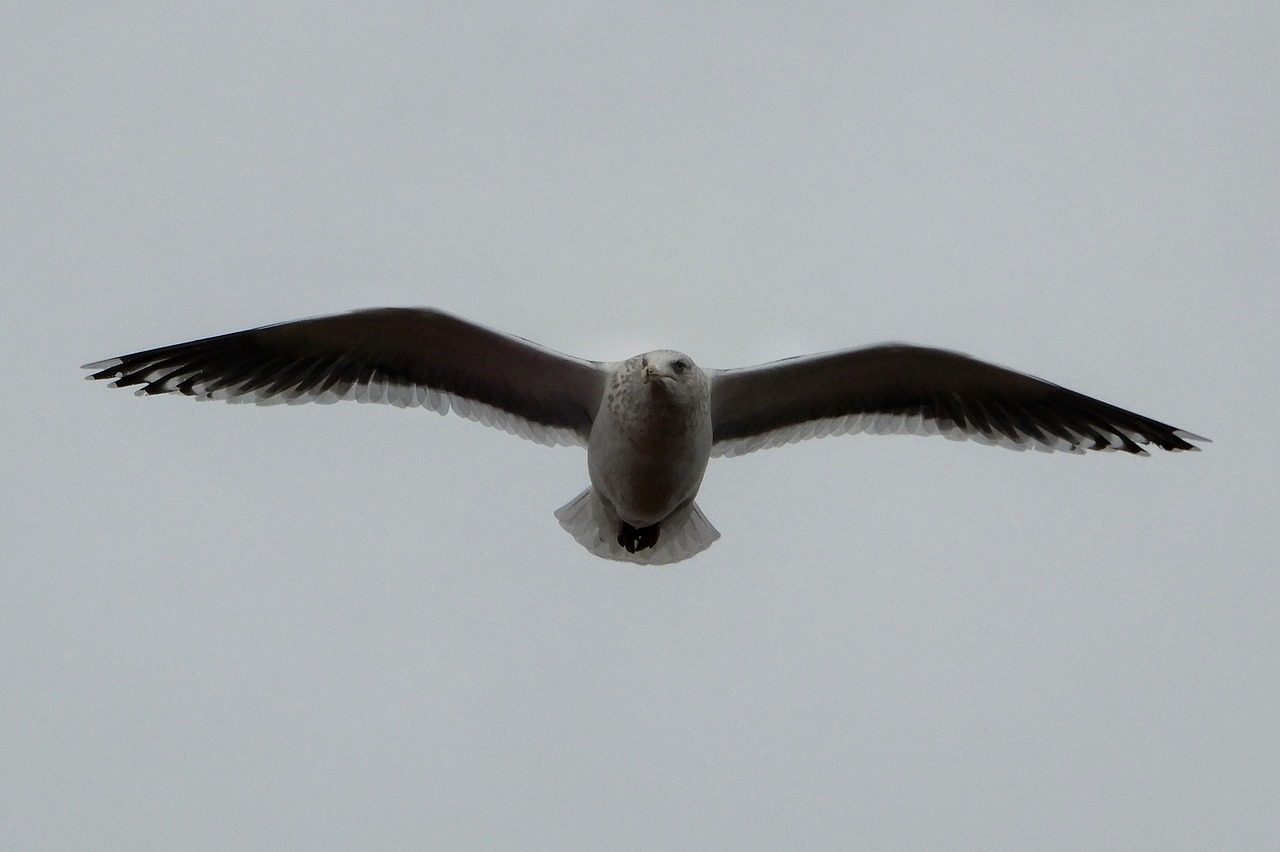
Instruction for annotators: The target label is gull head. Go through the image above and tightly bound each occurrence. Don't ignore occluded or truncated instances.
[641,350,697,386]
[604,350,710,426]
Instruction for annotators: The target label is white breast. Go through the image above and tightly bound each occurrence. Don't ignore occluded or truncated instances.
[586,362,712,527]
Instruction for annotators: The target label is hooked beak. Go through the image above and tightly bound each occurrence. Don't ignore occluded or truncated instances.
[644,364,671,383]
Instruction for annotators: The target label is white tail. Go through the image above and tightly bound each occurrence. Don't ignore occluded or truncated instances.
[554,488,720,564]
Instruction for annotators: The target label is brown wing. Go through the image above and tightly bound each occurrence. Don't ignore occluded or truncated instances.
[84,308,607,447]
[709,344,1205,457]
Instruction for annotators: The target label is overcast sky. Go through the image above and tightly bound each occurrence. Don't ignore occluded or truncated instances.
[4,3,1278,850]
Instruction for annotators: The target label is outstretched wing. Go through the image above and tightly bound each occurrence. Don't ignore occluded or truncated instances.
[84,308,608,447]
[709,344,1206,457]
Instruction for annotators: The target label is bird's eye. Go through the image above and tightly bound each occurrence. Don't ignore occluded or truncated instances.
[673,360,687,373]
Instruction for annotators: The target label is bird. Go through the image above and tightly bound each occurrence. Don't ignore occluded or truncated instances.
[83,307,1206,563]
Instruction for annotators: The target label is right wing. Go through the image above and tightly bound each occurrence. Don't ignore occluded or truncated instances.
[84,307,608,447]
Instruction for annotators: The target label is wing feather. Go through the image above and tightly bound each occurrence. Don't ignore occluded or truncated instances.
[84,308,607,447]
[710,344,1205,457]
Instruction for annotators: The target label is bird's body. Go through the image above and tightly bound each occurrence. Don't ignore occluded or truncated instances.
[590,352,711,526]
[84,307,1205,563]
[575,351,715,560]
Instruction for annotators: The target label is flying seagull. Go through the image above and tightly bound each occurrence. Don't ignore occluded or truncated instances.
[84,308,1205,563]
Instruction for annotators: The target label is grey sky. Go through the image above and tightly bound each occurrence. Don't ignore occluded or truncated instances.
[4,3,1277,849]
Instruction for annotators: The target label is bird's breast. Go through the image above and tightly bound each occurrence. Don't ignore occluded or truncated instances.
[587,388,712,527]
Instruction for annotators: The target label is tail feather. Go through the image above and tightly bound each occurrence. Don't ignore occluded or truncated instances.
[554,488,720,564]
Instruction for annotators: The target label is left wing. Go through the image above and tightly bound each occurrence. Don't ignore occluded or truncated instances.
[709,344,1205,457]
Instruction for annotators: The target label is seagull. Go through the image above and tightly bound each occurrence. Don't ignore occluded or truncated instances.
[84,308,1206,563]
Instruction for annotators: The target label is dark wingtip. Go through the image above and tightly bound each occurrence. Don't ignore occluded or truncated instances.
[82,358,123,380]
[1174,430,1210,446]
[1154,429,1209,452]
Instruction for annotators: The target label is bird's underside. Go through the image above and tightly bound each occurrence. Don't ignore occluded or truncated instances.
[84,307,1206,564]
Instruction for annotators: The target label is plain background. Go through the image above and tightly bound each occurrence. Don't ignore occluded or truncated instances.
[4,3,1277,849]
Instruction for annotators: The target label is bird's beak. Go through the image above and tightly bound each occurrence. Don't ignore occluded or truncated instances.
[644,365,668,383]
